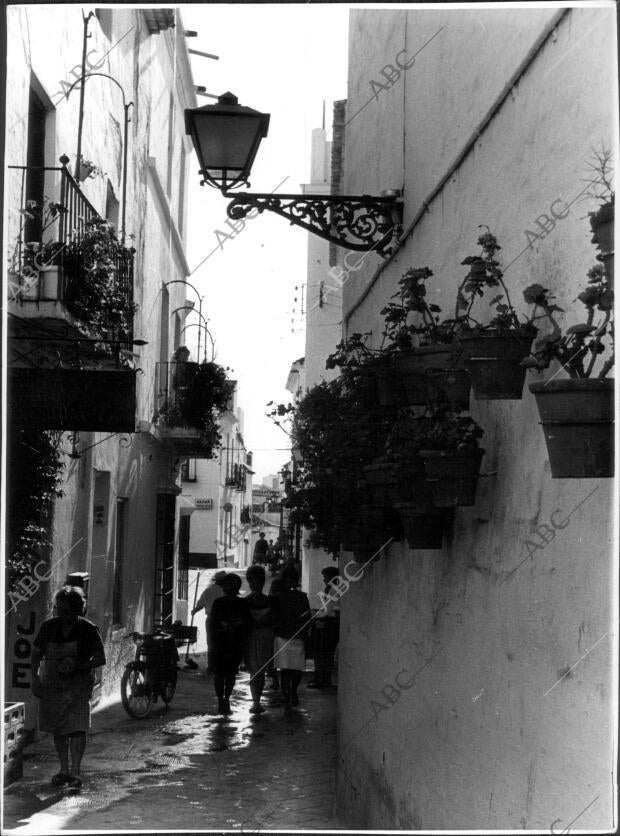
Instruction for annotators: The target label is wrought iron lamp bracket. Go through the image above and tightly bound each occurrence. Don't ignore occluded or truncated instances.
[224,192,403,258]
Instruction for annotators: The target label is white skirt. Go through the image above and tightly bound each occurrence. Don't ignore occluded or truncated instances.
[273,635,305,670]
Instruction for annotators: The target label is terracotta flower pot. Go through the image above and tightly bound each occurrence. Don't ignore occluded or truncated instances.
[393,501,451,549]
[420,447,486,507]
[394,345,470,409]
[529,378,613,478]
[458,329,534,400]
[363,459,400,507]
[362,358,406,407]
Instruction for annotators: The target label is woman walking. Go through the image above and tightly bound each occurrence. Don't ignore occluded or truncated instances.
[208,573,249,715]
[271,566,311,714]
[244,565,275,714]
[30,586,106,789]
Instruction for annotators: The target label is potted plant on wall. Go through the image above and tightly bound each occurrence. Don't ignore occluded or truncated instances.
[326,331,405,408]
[17,198,68,301]
[418,410,486,508]
[63,218,137,341]
[456,228,557,399]
[77,154,106,182]
[525,261,614,478]
[379,267,471,410]
[384,411,454,549]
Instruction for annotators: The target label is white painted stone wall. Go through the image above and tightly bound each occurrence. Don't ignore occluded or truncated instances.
[5,6,196,709]
[336,6,616,830]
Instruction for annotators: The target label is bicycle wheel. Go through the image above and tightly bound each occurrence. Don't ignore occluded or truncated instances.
[160,667,177,704]
[121,663,154,718]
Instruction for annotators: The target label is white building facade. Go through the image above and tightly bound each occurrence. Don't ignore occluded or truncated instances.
[5,6,200,725]
[332,7,617,830]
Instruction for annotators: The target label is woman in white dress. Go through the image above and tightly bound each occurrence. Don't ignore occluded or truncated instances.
[271,566,311,714]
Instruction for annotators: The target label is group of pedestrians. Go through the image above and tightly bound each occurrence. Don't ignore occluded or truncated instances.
[193,563,312,715]
[252,531,284,574]
[28,563,341,790]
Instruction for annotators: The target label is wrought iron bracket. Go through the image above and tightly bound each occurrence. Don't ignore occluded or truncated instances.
[225,192,403,258]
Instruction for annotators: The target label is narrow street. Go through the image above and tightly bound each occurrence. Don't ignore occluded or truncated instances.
[5,656,340,832]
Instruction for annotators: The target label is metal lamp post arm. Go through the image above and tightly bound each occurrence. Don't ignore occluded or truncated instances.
[222,191,403,259]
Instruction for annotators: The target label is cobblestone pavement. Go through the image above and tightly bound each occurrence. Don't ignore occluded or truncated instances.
[4,657,341,832]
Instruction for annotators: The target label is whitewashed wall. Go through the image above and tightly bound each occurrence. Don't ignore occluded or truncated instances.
[5,6,196,706]
[337,7,616,830]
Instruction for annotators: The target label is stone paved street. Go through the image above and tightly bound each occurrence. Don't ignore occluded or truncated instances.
[4,656,341,832]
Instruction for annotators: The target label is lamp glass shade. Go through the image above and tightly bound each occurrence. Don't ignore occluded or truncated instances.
[185,93,270,190]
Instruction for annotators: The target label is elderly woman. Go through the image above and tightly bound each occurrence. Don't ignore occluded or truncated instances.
[30,586,106,789]
[244,565,275,714]
[208,573,249,715]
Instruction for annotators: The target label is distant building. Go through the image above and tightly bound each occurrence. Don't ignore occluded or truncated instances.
[181,387,253,570]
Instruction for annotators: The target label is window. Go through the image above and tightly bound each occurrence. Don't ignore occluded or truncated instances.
[95,8,113,40]
[166,94,174,199]
[154,494,176,628]
[160,285,170,362]
[173,312,181,352]
[105,182,119,228]
[181,459,197,481]
[177,516,190,601]
[25,86,48,241]
[177,147,186,236]
[113,498,128,625]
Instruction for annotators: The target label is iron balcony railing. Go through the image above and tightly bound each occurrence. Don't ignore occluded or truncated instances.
[155,361,203,432]
[226,463,247,492]
[8,160,134,346]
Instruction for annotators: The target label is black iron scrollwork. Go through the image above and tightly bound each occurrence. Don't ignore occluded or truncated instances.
[226,193,403,258]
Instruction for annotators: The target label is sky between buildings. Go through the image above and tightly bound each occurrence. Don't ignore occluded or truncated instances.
[182,4,349,481]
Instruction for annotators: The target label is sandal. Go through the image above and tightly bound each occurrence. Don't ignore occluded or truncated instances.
[51,773,71,786]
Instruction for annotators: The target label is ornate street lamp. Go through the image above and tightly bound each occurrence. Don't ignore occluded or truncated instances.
[185,93,403,258]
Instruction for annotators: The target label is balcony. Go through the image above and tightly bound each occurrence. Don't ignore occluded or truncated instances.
[225,463,247,492]
[8,159,134,348]
[154,361,229,458]
[7,159,137,432]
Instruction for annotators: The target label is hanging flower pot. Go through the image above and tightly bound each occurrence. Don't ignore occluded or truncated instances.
[420,446,486,507]
[393,501,451,549]
[394,345,470,409]
[78,161,95,181]
[359,503,403,543]
[341,523,384,555]
[529,378,614,478]
[458,328,535,400]
[363,458,400,507]
[361,357,406,407]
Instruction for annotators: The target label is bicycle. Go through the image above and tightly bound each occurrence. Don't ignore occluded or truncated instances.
[120,630,179,719]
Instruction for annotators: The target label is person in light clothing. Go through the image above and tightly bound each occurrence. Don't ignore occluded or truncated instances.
[31,586,106,789]
[271,566,311,714]
[192,570,227,671]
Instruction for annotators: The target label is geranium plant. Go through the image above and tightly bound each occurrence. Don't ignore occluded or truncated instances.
[64,218,137,341]
[524,263,614,379]
[456,228,556,334]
